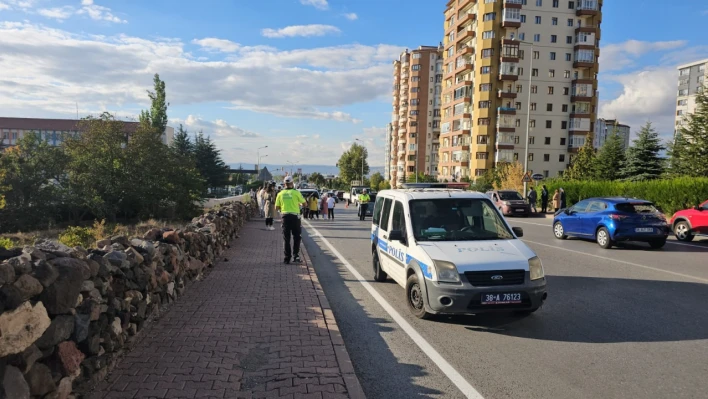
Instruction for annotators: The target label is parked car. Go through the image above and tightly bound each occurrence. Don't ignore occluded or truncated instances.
[552,197,670,249]
[336,191,345,201]
[670,199,708,241]
[486,190,531,216]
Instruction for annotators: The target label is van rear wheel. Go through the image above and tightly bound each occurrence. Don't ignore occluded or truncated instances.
[406,274,434,320]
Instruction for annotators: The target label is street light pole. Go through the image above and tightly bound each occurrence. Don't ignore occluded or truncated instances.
[256,145,268,175]
[521,41,534,198]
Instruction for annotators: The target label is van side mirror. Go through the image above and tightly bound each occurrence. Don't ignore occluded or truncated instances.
[512,227,524,237]
[388,230,405,243]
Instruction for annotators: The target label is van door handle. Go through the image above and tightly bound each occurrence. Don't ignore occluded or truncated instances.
[382,235,387,239]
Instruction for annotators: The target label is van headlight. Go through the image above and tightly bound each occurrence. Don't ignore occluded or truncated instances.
[432,260,460,283]
[528,256,544,281]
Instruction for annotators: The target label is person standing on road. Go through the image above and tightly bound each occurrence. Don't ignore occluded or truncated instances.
[275,176,306,264]
[263,183,276,230]
[320,193,329,221]
[560,188,567,209]
[358,189,371,221]
[308,194,319,219]
[540,185,549,214]
[552,189,561,212]
[527,188,538,213]
[326,193,336,220]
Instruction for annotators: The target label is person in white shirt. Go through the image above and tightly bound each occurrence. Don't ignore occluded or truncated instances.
[257,186,265,217]
[326,194,336,220]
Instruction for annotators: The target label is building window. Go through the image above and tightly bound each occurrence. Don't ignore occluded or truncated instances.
[530,120,536,128]
[679,68,690,76]
[514,136,520,144]
[536,0,542,6]
[412,65,421,71]
[552,17,558,25]
[551,35,557,43]
[477,135,489,144]
[545,137,551,145]
[516,84,523,93]
[546,120,552,128]
[560,138,566,145]
[528,153,534,161]
[562,104,568,112]
[531,103,537,111]
[548,86,554,94]
[479,83,492,91]
[559,154,566,162]
[547,103,553,111]
[566,36,573,44]
[568,1,575,8]
[482,49,494,58]
[518,67,524,75]
[550,52,556,60]
[563,87,570,95]
[519,32,525,40]
[553,0,559,6]
[678,89,688,96]
[515,101,522,109]
[549,69,555,77]
[483,30,495,39]
[514,153,519,161]
[478,118,490,126]
[516,119,522,127]
[483,12,496,21]
[531,85,538,93]
[476,152,489,159]
[534,34,540,42]
[412,53,422,59]
[544,154,550,161]
[532,68,539,76]
[561,121,568,129]
[479,101,491,108]
[481,66,491,74]
[410,110,419,115]
[529,136,535,144]
[535,16,541,24]
[520,15,526,23]
[564,70,571,78]
[533,51,540,59]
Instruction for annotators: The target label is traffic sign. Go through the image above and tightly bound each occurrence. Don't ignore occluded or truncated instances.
[531,173,545,181]
[522,172,532,183]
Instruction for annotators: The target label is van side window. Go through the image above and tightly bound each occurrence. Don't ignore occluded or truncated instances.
[373,197,384,225]
[380,198,393,231]
[391,201,407,237]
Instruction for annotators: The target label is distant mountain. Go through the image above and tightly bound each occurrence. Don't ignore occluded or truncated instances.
[230,163,384,177]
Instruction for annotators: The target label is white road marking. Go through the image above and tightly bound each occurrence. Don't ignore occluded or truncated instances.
[303,220,484,399]
[511,220,708,249]
[522,239,708,284]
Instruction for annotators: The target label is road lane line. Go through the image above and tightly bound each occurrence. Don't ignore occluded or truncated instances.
[303,220,484,399]
[508,220,551,228]
[522,239,708,284]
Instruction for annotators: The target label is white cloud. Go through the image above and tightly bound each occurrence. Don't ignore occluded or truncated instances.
[0,23,399,123]
[300,0,328,10]
[38,6,74,20]
[261,24,340,39]
[339,126,387,166]
[0,3,10,11]
[343,13,358,20]
[76,1,126,23]
[192,38,240,53]
[173,115,261,138]
[30,0,126,23]
[600,40,686,72]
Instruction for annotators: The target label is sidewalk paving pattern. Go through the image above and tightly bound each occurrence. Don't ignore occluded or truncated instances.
[89,220,365,399]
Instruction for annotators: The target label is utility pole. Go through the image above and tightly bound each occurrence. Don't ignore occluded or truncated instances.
[522,41,534,198]
[355,139,365,185]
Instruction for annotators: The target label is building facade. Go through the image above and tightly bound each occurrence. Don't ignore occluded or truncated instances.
[594,118,630,150]
[384,122,393,181]
[390,46,443,188]
[0,117,175,149]
[439,0,602,181]
[675,58,708,135]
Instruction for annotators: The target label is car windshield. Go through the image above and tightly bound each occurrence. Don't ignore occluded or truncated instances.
[409,199,514,241]
[615,202,659,214]
[498,191,523,201]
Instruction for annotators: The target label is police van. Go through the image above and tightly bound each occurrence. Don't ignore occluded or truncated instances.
[370,189,547,319]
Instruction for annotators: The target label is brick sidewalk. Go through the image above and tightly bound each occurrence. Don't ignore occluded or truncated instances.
[89,220,365,399]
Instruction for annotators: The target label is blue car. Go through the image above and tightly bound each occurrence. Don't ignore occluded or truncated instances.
[552,197,670,249]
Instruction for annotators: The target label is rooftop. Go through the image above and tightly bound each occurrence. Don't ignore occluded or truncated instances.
[677,58,708,69]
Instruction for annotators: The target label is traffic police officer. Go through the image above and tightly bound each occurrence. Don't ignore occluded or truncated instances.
[275,176,306,264]
[358,188,371,221]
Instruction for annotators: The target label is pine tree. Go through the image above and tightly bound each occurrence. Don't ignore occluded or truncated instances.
[592,128,626,181]
[673,84,708,177]
[621,121,665,181]
[139,73,169,133]
[565,135,596,180]
[194,131,228,191]
[171,124,193,157]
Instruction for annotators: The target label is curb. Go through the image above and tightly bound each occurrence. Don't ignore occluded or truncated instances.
[300,244,367,399]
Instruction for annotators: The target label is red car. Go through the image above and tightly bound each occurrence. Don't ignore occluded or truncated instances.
[670,200,708,241]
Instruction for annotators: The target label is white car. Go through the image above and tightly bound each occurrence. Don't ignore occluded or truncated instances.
[370,189,547,319]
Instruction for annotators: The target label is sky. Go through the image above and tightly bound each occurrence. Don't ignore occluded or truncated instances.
[1,0,707,167]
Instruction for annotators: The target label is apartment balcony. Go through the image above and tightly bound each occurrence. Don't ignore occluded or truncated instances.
[576,0,600,17]
[572,78,595,85]
[574,43,596,52]
[576,26,600,40]
[397,148,406,156]
[499,72,519,81]
[459,11,475,25]
[398,127,406,134]
[456,29,475,43]
[498,90,517,99]
[497,124,516,133]
[571,94,593,102]
[497,107,517,116]
[573,59,595,69]
[501,12,521,28]
[402,62,410,68]
[458,46,474,57]
[500,51,520,64]
[570,111,592,119]
[504,0,523,8]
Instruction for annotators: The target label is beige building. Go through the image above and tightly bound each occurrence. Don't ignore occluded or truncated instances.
[675,58,707,136]
[439,0,602,181]
[390,46,443,188]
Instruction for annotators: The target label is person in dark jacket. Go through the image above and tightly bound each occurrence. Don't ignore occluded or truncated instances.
[540,185,549,213]
[560,188,567,209]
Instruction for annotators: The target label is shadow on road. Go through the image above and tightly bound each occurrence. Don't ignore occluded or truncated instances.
[301,231,445,399]
[559,237,708,253]
[433,275,708,343]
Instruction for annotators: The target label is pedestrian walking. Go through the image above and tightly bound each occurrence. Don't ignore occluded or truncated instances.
[307,194,319,219]
[552,189,561,212]
[263,183,276,230]
[258,185,267,218]
[275,176,306,264]
[320,193,329,220]
[358,188,371,221]
[560,188,567,209]
[326,194,336,220]
[540,185,549,213]
[527,188,538,213]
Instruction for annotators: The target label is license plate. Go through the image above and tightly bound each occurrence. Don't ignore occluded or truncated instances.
[514,209,525,212]
[481,293,522,305]
[635,227,653,233]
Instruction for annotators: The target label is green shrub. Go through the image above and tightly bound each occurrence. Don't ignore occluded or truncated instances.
[0,237,16,249]
[58,226,95,249]
[541,177,708,215]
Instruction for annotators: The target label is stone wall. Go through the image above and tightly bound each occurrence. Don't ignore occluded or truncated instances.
[0,201,256,398]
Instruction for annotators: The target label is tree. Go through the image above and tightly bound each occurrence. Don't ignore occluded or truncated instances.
[492,162,525,192]
[337,143,369,184]
[406,172,438,183]
[370,172,384,190]
[671,84,708,177]
[194,131,228,191]
[622,121,665,181]
[566,135,597,180]
[139,73,169,133]
[592,128,626,181]
[667,130,691,177]
[378,180,391,191]
[309,172,326,188]
[171,124,193,157]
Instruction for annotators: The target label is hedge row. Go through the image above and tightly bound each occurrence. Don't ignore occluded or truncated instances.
[534,177,708,215]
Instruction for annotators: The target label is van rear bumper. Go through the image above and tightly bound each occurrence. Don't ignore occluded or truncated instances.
[425,274,547,314]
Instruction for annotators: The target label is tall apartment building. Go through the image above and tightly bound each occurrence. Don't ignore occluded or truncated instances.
[594,118,630,150]
[384,122,394,181]
[390,46,443,188]
[675,58,707,135]
[439,0,602,181]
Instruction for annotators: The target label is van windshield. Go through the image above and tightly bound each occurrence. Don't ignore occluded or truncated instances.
[498,191,523,201]
[409,199,514,241]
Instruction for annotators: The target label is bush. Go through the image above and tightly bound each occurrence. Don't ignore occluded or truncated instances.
[58,226,95,249]
[0,237,16,249]
[542,177,708,215]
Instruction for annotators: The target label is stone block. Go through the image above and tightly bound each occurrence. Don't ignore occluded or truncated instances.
[0,301,51,358]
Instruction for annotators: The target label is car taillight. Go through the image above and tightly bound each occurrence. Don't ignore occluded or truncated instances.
[610,214,628,221]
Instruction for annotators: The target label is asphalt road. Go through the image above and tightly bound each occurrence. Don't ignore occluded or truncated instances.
[300,207,708,399]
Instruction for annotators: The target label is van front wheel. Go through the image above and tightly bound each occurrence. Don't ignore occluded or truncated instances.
[406,274,434,319]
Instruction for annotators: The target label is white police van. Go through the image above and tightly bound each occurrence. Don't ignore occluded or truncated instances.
[370,189,547,319]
